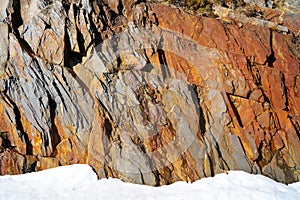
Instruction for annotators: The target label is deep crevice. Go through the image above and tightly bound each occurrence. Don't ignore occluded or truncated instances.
[87,13,103,46]
[47,92,61,156]
[3,94,33,155]
[157,35,171,81]
[10,0,23,29]
[9,0,35,57]
[213,141,230,171]
[14,110,32,154]
[190,85,206,135]
[207,153,215,177]
[280,73,289,110]
[265,30,276,67]
[254,142,264,172]
[64,18,84,68]
[157,48,170,80]
[103,118,113,139]
[11,27,35,58]
[117,0,124,14]
[226,93,244,128]
[22,158,37,173]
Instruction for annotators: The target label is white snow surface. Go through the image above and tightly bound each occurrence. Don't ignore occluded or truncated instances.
[0,164,299,200]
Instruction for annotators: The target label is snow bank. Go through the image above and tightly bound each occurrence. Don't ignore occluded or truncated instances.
[0,164,299,200]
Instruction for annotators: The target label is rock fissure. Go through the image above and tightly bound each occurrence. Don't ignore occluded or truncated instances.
[265,29,276,67]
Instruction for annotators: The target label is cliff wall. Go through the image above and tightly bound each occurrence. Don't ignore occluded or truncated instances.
[0,0,299,185]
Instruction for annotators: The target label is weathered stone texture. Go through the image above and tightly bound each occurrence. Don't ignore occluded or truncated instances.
[0,0,299,185]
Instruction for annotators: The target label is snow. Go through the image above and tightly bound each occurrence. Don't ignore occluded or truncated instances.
[0,164,299,200]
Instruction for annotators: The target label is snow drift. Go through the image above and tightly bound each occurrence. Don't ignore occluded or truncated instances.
[0,164,299,200]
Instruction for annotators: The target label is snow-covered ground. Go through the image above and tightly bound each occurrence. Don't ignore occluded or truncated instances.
[0,164,299,200]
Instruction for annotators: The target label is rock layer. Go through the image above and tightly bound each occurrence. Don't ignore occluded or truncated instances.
[0,0,299,185]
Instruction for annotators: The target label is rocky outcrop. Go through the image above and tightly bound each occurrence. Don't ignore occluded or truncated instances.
[0,0,299,185]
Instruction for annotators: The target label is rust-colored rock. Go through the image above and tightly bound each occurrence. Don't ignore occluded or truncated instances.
[0,0,299,185]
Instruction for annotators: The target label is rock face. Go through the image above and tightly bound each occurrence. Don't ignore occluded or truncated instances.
[0,0,299,185]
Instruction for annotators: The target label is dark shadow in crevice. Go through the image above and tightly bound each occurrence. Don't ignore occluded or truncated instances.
[13,103,33,155]
[11,0,23,29]
[22,159,37,173]
[47,92,61,156]
[103,118,113,139]
[9,0,35,57]
[265,30,276,67]
[64,20,84,68]
[226,93,244,128]
[189,85,206,135]
[0,131,12,148]
[157,48,171,81]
